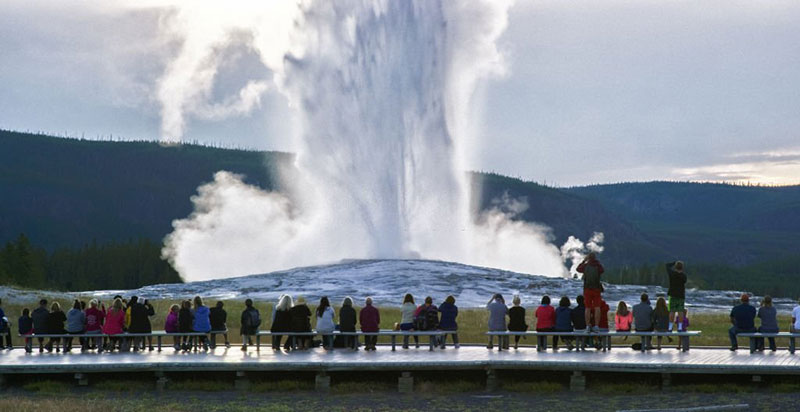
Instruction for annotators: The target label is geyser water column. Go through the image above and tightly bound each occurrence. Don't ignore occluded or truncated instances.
[282,2,468,260]
[162,0,569,281]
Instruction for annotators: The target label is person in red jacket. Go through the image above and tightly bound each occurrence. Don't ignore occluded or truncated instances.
[577,252,605,332]
[535,296,556,351]
[359,297,380,351]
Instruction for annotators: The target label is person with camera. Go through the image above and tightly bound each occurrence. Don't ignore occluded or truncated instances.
[666,261,688,332]
[577,252,605,332]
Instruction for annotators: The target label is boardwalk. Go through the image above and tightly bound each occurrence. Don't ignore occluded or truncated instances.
[1,346,799,376]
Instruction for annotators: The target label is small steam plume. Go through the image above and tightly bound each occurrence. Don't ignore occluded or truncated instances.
[560,232,605,278]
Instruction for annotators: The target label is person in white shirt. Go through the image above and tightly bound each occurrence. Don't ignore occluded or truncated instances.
[316,296,336,350]
[791,299,800,332]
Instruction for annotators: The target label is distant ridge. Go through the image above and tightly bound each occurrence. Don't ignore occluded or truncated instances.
[2,129,799,294]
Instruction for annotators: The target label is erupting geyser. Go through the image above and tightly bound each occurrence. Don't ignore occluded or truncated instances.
[160,0,575,281]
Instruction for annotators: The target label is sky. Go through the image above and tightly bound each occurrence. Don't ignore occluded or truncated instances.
[1,0,799,186]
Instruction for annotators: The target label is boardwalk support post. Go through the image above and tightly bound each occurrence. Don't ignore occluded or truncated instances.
[661,373,671,388]
[398,372,413,393]
[235,371,250,390]
[570,371,585,392]
[486,369,498,392]
[74,373,89,386]
[315,371,330,392]
[155,371,168,391]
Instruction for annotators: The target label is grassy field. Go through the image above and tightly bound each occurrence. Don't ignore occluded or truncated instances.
[1,298,793,347]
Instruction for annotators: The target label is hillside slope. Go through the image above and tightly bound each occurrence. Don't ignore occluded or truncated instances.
[0,130,292,250]
[2,130,799,273]
[566,182,800,266]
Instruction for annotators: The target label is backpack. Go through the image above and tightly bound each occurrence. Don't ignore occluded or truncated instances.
[582,263,601,289]
[423,307,439,331]
[245,309,261,329]
[413,309,426,330]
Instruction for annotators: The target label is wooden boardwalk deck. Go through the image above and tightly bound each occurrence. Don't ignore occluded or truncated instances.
[1,346,799,376]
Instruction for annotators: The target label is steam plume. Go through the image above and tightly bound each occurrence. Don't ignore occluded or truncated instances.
[160,0,574,281]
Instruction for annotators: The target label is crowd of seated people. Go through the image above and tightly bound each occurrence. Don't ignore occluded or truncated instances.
[1,291,798,354]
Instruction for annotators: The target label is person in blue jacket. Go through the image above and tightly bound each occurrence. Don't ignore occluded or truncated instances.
[18,308,34,352]
[438,295,459,348]
[192,296,212,351]
[553,296,574,350]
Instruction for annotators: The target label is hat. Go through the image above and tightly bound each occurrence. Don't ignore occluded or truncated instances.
[741,294,749,302]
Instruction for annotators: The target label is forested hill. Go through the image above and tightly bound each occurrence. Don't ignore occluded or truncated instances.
[0,130,292,250]
[2,130,799,294]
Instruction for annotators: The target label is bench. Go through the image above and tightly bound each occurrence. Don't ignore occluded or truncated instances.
[254,330,453,351]
[737,332,800,354]
[486,330,701,352]
[18,330,227,352]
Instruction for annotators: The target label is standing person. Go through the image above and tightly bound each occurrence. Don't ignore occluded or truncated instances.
[615,301,633,333]
[178,300,194,351]
[508,295,528,350]
[240,299,261,351]
[633,293,654,350]
[45,302,66,353]
[487,294,509,349]
[577,252,605,332]
[359,297,380,351]
[165,304,180,350]
[289,297,312,350]
[339,297,357,350]
[128,296,155,352]
[756,296,779,352]
[102,298,126,352]
[729,294,757,351]
[571,295,587,350]
[270,295,293,351]
[438,295,459,349]
[18,308,34,353]
[209,301,230,348]
[666,261,688,332]
[316,296,336,350]
[32,299,50,353]
[192,296,211,351]
[65,299,86,352]
[554,296,574,350]
[653,297,670,350]
[534,296,556,351]
[399,294,419,349]
[0,298,11,349]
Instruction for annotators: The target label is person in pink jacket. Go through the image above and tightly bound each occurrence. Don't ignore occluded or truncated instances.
[85,299,106,352]
[165,304,180,350]
[359,297,380,351]
[102,298,126,352]
[615,301,634,344]
[615,301,634,332]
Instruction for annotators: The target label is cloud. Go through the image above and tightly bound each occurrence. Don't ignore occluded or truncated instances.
[672,149,800,185]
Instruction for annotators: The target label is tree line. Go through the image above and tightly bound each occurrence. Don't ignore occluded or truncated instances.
[605,258,800,298]
[0,234,183,291]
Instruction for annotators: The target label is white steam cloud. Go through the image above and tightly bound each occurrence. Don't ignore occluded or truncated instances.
[560,232,605,278]
[158,0,576,281]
